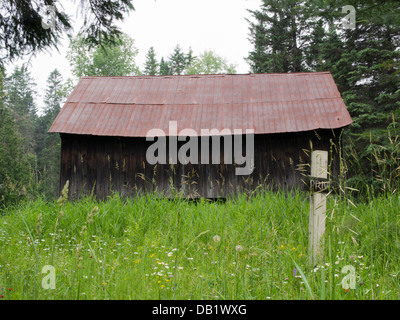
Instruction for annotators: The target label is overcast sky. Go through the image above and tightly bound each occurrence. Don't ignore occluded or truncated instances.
[5,0,262,111]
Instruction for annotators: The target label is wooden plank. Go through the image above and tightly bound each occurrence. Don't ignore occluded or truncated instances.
[308,150,328,266]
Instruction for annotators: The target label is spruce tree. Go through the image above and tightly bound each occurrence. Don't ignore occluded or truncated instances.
[246,0,311,73]
[168,45,192,75]
[143,47,159,75]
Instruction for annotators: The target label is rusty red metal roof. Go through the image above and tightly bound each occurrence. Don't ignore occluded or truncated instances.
[48,72,352,137]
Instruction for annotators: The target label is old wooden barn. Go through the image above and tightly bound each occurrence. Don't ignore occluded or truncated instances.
[49,72,352,199]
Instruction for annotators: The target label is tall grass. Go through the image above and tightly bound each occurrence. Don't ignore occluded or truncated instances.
[1,188,399,300]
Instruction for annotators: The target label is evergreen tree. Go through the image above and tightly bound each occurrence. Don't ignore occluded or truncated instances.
[4,65,38,155]
[143,47,159,75]
[246,0,311,73]
[35,69,66,198]
[168,45,193,75]
[159,57,171,75]
[0,68,33,206]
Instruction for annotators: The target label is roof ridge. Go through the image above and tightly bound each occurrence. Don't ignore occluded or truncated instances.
[79,71,332,80]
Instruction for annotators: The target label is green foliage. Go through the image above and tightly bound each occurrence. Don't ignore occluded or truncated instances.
[143,47,159,76]
[67,34,140,78]
[344,116,400,196]
[186,50,237,75]
[3,65,38,157]
[246,0,312,73]
[159,57,171,76]
[0,105,34,207]
[167,45,194,75]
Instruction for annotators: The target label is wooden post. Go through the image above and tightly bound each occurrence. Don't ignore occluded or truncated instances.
[308,150,328,266]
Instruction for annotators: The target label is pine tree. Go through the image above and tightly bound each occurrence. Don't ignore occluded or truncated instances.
[143,47,159,75]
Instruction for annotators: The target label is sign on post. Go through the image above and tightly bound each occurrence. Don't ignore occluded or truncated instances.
[308,150,328,266]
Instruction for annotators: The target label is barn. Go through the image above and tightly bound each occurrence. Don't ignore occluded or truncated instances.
[48,72,352,199]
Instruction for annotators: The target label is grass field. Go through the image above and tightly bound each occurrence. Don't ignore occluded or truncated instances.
[1,189,400,300]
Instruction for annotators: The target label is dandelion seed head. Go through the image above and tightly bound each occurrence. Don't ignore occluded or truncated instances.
[235,245,243,252]
[213,235,221,242]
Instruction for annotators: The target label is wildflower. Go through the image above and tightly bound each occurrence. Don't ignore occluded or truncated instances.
[235,245,243,252]
[213,235,221,242]
[168,252,173,257]
[293,268,297,277]
[8,288,12,291]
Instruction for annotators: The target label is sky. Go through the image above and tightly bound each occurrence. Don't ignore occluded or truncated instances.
[5,0,262,112]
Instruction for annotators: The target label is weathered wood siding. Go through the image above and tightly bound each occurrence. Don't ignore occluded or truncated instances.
[59,129,343,199]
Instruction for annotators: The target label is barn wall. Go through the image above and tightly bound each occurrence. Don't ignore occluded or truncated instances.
[59,129,344,199]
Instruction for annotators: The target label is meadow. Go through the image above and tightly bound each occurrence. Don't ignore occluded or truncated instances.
[1,187,400,300]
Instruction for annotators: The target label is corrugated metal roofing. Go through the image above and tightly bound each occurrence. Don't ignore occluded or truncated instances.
[48,72,352,137]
